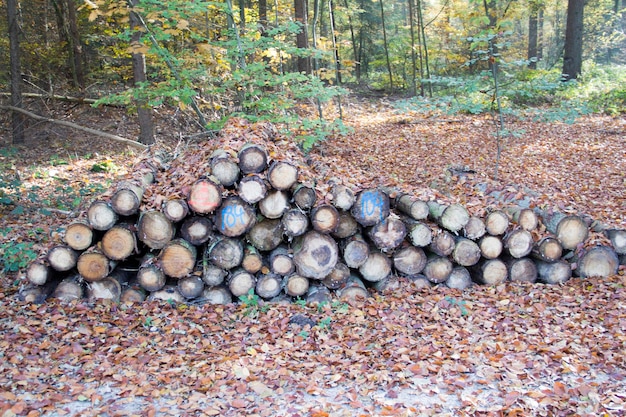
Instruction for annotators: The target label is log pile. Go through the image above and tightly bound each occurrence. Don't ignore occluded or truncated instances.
[20,119,625,305]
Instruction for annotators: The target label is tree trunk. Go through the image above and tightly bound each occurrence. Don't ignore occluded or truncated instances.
[536,259,572,284]
[528,2,539,68]
[392,245,427,276]
[258,190,290,219]
[247,218,284,251]
[351,188,390,226]
[214,197,256,237]
[137,261,166,292]
[574,246,619,278]
[429,230,456,257]
[268,161,299,191]
[452,237,482,267]
[538,210,589,250]
[463,216,486,240]
[506,257,538,283]
[484,210,510,236]
[408,221,432,247]
[446,266,473,290]
[294,0,311,73]
[162,199,190,223]
[159,238,197,278]
[210,151,241,187]
[532,236,563,262]
[505,207,538,231]
[238,175,268,204]
[101,224,137,261]
[87,201,119,231]
[379,0,393,91]
[479,235,503,259]
[227,269,257,298]
[202,262,228,287]
[562,0,584,80]
[293,231,339,279]
[472,259,508,285]
[26,262,53,286]
[284,273,310,296]
[423,255,453,284]
[256,273,283,299]
[282,209,310,238]
[64,0,85,88]
[137,210,176,250]
[503,229,534,258]
[77,249,115,282]
[47,245,79,272]
[207,237,244,270]
[241,245,264,274]
[52,275,84,302]
[330,184,356,211]
[187,178,223,214]
[292,183,318,210]
[311,204,340,234]
[201,285,232,305]
[110,181,145,216]
[368,215,407,251]
[180,216,214,245]
[269,246,295,276]
[428,202,470,233]
[337,275,369,300]
[129,0,155,145]
[332,211,359,239]
[178,275,205,299]
[394,194,429,220]
[7,0,25,144]
[359,251,391,282]
[342,234,369,268]
[322,262,350,289]
[64,221,94,251]
[87,277,122,302]
[605,229,626,255]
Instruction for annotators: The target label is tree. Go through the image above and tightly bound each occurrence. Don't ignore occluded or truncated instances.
[528,1,541,69]
[129,0,155,145]
[294,0,311,73]
[7,0,25,144]
[562,0,584,80]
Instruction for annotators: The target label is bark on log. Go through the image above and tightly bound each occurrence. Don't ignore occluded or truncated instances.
[506,257,538,283]
[306,283,332,305]
[574,246,619,278]
[238,143,268,174]
[137,259,166,292]
[536,259,572,284]
[227,269,256,298]
[26,261,52,286]
[159,238,197,278]
[332,211,360,239]
[241,246,263,274]
[87,277,122,302]
[238,175,267,204]
[322,262,350,290]
[452,237,481,267]
[485,210,510,236]
[311,204,340,234]
[605,229,626,255]
[393,245,427,276]
[101,224,137,261]
[463,216,486,240]
[256,273,283,299]
[429,231,456,257]
[64,221,93,251]
[408,274,433,289]
[137,210,176,250]
[52,275,84,302]
[330,184,356,211]
[258,190,290,219]
[428,202,470,233]
[207,237,244,270]
[291,183,317,210]
[479,235,503,259]
[394,194,429,221]
[247,218,284,251]
[472,259,508,285]
[202,262,228,287]
[408,222,433,247]
[359,251,392,283]
[162,199,190,223]
[337,275,369,301]
[423,255,453,284]
[19,280,58,303]
[120,283,147,304]
[110,181,145,216]
[503,229,534,259]
[210,151,240,187]
[201,285,232,305]
[506,207,538,231]
[373,276,404,293]
[446,266,473,290]
[282,209,309,238]
[214,196,256,237]
[342,234,370,268]
[367,215,407,251]
[87,201,118,231]
[532,237,563,263]
[293,231,339,279]
[178,275,205,299]
[268,161,299,191]
[284,273,310,297]
[180,216,214,245]
[269,246,295,276]
[539,210,589,250]
[351,188,390,226]
[77,249,115,282]
[149,286,185,303]
[187,178,222,214]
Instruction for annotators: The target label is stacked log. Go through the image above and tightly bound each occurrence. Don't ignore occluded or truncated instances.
[21,119,624,305]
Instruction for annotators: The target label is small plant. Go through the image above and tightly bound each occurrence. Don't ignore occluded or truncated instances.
[0,241,38,273]
[143,316,154,328]
[317,316,332,331]
[238,288,268,317]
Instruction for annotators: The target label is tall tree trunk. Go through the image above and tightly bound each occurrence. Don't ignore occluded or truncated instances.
[7,0,25,144]
[538,7,544,62]
[528,3,539,69]
[407,0,418,96]
[562,0,584,81]
[239,0,246,32]
[258,0,268,34]
[328,0,342,84]
[65,0,84,88]
[129,0,155,145]
[342,0,360,82]
[379,0,393,92]
[294,0,311,73]
[416,0,430,96]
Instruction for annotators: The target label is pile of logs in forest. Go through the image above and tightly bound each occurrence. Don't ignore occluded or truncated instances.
[20,120,626,306]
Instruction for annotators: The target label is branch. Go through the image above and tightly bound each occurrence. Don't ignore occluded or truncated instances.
[0,105,148,150]
[0,92,99,104]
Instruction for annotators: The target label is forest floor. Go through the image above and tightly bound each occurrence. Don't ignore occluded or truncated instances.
[0,96,625,416]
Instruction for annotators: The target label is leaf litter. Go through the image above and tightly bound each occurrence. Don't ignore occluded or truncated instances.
[1,98,625,416]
